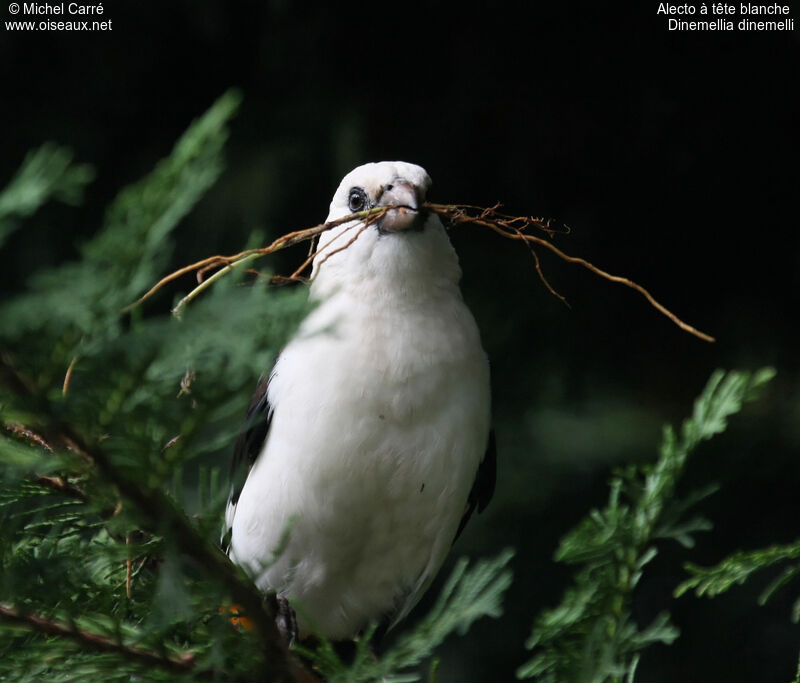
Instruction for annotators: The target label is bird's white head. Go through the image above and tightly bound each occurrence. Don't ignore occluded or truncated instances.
[310,161,461,298]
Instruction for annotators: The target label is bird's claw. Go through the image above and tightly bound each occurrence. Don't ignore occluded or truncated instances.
[274,595,298,647]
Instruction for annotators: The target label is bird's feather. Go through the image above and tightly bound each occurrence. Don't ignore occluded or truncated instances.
[454,429,497,541]
[384,429,496,633]
[222,374,273,550]
[225,161,494,639]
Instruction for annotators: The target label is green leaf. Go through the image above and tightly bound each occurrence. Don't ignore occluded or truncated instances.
[517,369,774,682]
[0,144,94,248]
[676,540,800,600]
[299,550,515,682]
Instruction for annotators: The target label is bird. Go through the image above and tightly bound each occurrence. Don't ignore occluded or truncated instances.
[224,161,495,641]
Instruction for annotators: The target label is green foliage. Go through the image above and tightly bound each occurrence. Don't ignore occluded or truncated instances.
[1,90,241,343]
[299,550,515,682]
[0,91,307,681]
[0,143,95,249]
[676,539,800,622]
[0,91,786,682]
[517,368,776,683]
[0,92,516,682]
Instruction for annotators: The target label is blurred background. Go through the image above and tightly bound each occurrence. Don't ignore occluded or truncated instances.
[1,1,797,680]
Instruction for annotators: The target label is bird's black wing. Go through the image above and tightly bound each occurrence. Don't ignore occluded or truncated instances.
[221,375,273,550]
[454,429,497,541]
[229,375,273,505]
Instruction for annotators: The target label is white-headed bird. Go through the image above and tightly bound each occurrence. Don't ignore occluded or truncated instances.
[224,161,495,640]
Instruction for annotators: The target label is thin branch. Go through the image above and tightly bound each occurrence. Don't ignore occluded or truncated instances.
[0,604,201,677]
[0,421,89,502]
[3,421,54,452]
[123,206,392,315]
[0,355,296,682]
[171,252,261,318]
[308,214,377,275]
[286,212,374,282]
[506,220,570,308]
[34,475,89,503]
[125,535,133,600]
[427,203,715,343]
[123,201,714,342]
[58,423,295,681]
[62,354,79,396]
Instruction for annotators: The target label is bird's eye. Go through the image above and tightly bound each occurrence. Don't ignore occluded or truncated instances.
[348,188,368,212]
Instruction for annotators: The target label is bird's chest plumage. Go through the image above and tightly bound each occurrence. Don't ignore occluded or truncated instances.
[229,290,490,638]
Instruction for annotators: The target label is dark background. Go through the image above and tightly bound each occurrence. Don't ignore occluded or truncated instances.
[1,2,798,680]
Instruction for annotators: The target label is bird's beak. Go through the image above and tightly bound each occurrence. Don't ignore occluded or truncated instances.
[377,178,426,233]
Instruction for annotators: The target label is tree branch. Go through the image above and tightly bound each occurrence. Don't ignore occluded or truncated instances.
[54,423,296,682]
[0,354,297,682]
[0,604,202,677]
[123,202,714,343]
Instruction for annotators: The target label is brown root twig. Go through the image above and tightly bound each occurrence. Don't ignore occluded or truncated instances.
[0,604,200,677]
[426,203,714,342]
[124,202,714,343]
[122,206,392,318]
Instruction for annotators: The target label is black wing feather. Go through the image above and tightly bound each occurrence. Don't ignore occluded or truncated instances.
[228,375,273,506]
[454,429,497,541]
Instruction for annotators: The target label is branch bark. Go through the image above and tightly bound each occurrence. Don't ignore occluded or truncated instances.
[56,423,296,682]
[0,604,202,677]
[0,354,297,682]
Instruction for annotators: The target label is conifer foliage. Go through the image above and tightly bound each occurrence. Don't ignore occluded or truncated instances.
[0,93,789,681]
[0,91,309,681]
[0,93,513,681]
[517,368,777,682]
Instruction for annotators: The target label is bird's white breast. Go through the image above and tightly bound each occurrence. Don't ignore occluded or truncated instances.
[229,282,490,638]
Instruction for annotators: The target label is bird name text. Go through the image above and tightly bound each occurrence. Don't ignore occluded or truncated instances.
[656,3,793,30]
